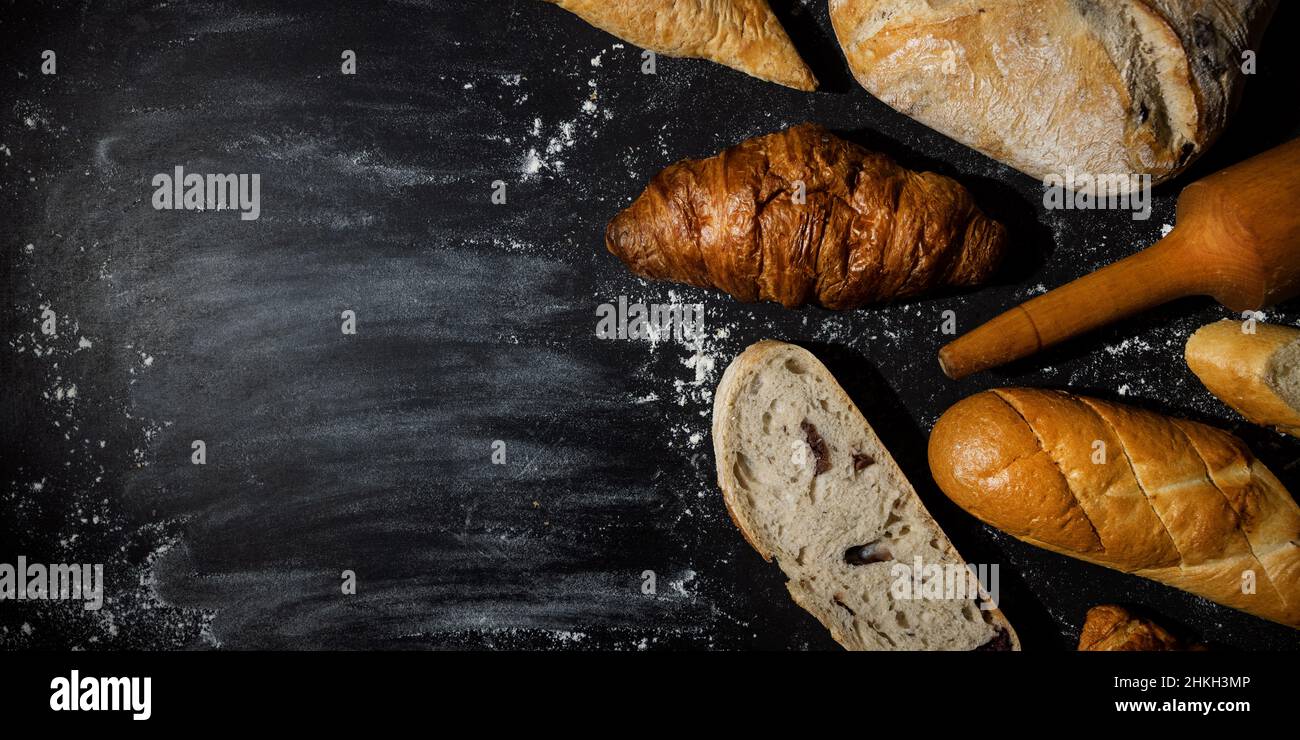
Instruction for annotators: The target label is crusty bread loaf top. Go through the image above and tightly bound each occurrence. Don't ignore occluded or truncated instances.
[830,0,1277,187]
[929,388,1300,628]
[548,0,817,90]
[1186,319,1300,437]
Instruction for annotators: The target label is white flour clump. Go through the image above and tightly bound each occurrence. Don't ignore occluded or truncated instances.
[677,339,716,405]
[668,570,697,597]
[518,112,583,179]
[521,149,543,180]
[515,44,620,180]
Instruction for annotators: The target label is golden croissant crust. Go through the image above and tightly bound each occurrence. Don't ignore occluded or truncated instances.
[1077,605,1200,651]
[606,123,1008,310]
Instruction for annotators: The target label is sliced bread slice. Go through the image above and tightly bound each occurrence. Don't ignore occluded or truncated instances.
[712,340,1019,650]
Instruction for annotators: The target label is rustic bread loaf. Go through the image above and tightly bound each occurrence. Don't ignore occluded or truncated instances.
[1186,319,1300,437]
[829,0,1277,188]
[544,0,817,90]
[608,123,1008,309]
[928,388,1300,628]
[713,341,1019,650]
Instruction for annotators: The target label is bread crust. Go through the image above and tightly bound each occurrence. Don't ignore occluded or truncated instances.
[712,342,779,562]
[714,341,1021,649]
[829,0,1277,187]
[926,390,1103,555]
[929,389,1300,629]
[607,123,1008,309]
[1186,319,1300,437]
[547,0,817,91]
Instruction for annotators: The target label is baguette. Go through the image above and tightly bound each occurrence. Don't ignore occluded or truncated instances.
[543,0,817,91]
[1186,319,1300,437]
[714,341,1019,650]
[928,388,1300,629]
[830,0,1277,188]
[607,123,1008,309]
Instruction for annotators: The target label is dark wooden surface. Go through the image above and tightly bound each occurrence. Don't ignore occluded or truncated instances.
[3,0,1300,650]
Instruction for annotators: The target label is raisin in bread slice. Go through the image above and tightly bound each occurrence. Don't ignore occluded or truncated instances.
[712,340,1019,650]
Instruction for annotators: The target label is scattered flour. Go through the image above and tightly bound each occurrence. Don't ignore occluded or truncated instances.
[1104,336,1152,356]
[668,570,697,597]
[513,45,622,180]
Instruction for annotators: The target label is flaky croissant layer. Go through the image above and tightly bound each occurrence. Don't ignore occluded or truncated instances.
[606,123,1008,309]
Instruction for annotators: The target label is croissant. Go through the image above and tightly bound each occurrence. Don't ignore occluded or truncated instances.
[606,124,1008,310]
[1077,605,1199,651]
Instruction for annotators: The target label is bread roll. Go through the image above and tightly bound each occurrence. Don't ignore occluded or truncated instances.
[715,341,1019,649]
[544,0,817,91]
[607,123,1008,309]
[1186,319,1300,437]
[928,388,1300,628]
[829,0,1277,188]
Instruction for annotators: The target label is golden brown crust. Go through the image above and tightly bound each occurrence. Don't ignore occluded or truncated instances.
[606,123,1008,309]
[928,389,1300,628]
[1077,605,1190,651]
[992,389,1180,568]
[1186,320,1300,437]
[927,390,1102,555]
[1175,420,1300,623]
[548,0,817,91]
[829,0,1277,186]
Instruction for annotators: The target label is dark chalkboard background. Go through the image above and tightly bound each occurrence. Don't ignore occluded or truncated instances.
[3,0,1300,650]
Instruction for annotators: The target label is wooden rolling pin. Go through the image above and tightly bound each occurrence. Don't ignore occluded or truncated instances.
[939,138,1300,380]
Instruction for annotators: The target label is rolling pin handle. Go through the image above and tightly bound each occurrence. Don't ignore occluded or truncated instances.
[939,231,1204,380]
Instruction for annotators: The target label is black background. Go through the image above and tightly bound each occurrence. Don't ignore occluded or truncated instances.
[3,0,1300,651]
[2,651,1287,724]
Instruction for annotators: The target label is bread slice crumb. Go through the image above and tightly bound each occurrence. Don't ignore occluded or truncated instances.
[712,340,1019,650]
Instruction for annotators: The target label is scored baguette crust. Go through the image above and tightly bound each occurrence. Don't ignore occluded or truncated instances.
[929,388,1300,629]
[714,341,1020,650]
[829,0,1277,188]
[545,0,817,91]
[1186,320,1300,437]
[607,123,1008,310]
